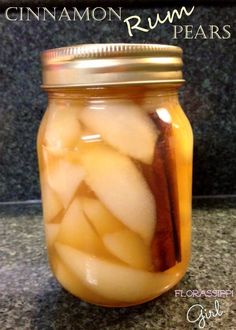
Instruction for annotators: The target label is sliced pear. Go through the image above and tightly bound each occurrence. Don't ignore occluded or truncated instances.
[45,224,60,247]
[56,197,109,258]
[81,198,152,270]
[41,178,62,222]
[80,144,156,244]
[81,197,124,235]
[54,254,105,304]
[45,103,81,151]
[43,146,85,208]
[103,229,152,270]
[55,243,166,302]
[80,100,158,164]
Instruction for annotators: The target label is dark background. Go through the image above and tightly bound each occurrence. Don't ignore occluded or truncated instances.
[0,1,235,202]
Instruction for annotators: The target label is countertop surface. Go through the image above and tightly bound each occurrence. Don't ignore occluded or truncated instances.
[0,202,235,330]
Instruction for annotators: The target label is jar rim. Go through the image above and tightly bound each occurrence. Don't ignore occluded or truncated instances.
[41,43,184,89]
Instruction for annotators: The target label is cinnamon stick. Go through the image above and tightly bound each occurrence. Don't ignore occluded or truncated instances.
[150,113,181,263]
[142,133,176,271]
[141,113,181,271]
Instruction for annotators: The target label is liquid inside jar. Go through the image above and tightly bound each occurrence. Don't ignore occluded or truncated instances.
[37,87,193,307]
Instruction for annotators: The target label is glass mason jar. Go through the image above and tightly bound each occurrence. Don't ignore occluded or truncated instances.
[38,44,193,307]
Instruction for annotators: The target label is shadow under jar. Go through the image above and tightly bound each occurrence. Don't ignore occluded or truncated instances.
[38,44,193,307]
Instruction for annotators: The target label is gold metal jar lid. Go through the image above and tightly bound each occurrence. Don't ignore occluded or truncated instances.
[41,43,184,88]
